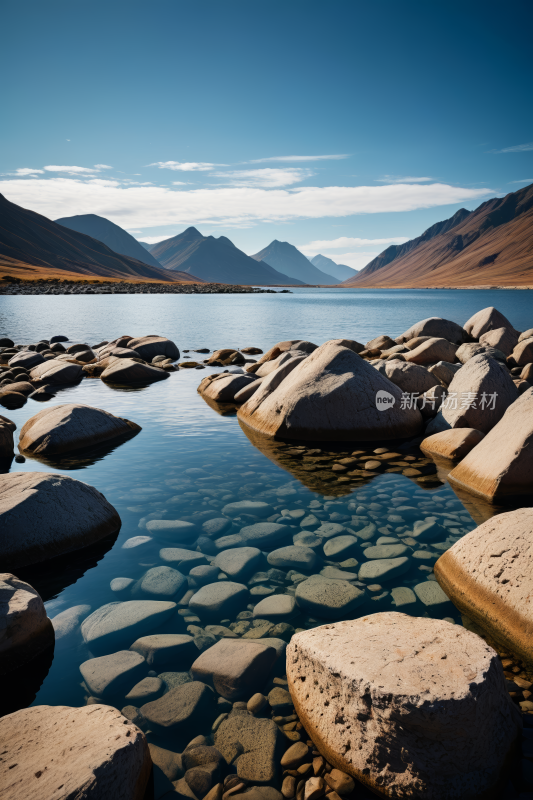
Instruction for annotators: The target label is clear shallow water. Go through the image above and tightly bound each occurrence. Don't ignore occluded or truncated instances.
[1,288,530,735]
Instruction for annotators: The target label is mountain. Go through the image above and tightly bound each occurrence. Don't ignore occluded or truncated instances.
[342,184,533,287]
[251,240,337,284]
[310,254,356,282]
[55,214,163,269]
[139,242,154,251]
[151,227,303,285]
[0,193,198,281]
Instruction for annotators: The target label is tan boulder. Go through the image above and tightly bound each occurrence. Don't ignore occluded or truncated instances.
[425,354,517,435]
[519,328,533,342]
[434,507,533,663]
[287,614,521,800]
[0,472,121,570]
[240,355,307,411]
[0,573,54,674]
[420,428,485,461]
[404,337,458,365]
[254,351,302,378]
[427,360,461,386]
[479,326,519,357]
[101,358,169,384]
[255,340,303,365]
[19,403,141,455]
[0,381,34,397]
[511,336,533,367]
[464,306,516,339]
[396,316,466,345]
[365,334,396,350]
[8,351,44,369]
[200,373,258,403]
[447,387,533,499]
[383,360,440,394]
[234,378,263,403]
[207,348,242,365]
[97,346,139,360]
[237,340,423,441]
[0,704,152,800]
[30,358,84,385]
[455,343,506,364]
[521,363,533,381]
[127,335,180,361]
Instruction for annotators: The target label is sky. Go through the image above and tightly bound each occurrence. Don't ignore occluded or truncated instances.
[1,0,532,270]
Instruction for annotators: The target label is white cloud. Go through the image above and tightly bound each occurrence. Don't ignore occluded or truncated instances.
[148,161,226,172]
[375,175,433,183]
[490,142,533,154]
[44,165,99,175]
[209,168,314,188]
[136,234,175,244]
[171,181,189,185]
[248,154,350,163]
[4,168,45,176]
[0,178,493,229]
[509,178,533,184]
[94,164,113,170]
[299,235,410,254]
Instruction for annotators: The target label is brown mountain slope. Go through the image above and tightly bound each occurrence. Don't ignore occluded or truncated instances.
[0,193,201,282]
[342,183,533,287]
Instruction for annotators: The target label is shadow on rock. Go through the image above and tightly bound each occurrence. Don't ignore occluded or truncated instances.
[200,395,238,416]
[0,640,55,717]
[20,429,141,470]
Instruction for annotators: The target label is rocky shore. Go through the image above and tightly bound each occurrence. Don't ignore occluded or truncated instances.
[1,306,533,800]
[0,279,291,295]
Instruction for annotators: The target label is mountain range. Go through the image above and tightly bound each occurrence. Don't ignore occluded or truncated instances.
[56,214,163,270]
[251,240,337,284]
[148,228,303,285]
[309,254,356,282]
[0,194,196,282]
[342,183,533,287]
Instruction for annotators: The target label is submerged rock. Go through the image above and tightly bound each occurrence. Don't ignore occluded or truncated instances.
[191,638,277,700]
[189,581,249,620]
[141,680,216,737]
[79,650,147,699]
[295,576,365,619]
[214,713,281,784]
[81,600,177,654]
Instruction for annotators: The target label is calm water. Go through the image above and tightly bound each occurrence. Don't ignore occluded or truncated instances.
[1,288,530,724]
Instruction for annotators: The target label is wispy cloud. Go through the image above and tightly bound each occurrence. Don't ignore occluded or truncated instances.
[209,167,314,188]
[375,175,433,183]
[94,164,113,170]
[299,235,410,253]
[44,164,109,175]
[3,167,45,177]
[508,178,533,184]
[0,178,493,229]
[248,154,350,164]
[489,142,533,154]
[148,161,227,172]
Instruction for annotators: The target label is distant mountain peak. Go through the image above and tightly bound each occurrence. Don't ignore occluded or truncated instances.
[252,239,338,284]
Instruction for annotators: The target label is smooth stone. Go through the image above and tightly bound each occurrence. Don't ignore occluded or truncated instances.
[253,595,297,621]
[146,519,198,542]
[79,650,147,699]
[188,565,220,588]
[191,638,277,700]
[130,633,197,668]
[413,582,452,608]
[125,676,164,704]
[111,578,135,594]
[220,523,289,550]
[267,546,317,570]
[363,544,410,560]
[81,600,177,654]
[159,548,208,572]
[409,519,445,542]
[214,714,280,784]
[323,535,359,561]
[391,586,418,608]
[295,576,365,620]
[189,582,249,621]
[320,566,358,581]
[139,566,187,598]
[222,501,274,518]
[314,523,346,539]
[203,518,232,537]
[141,681,216,736]
[358,557,411,583]
[212,547,262,581]
[50,604,91,641]
[0,573,54,673]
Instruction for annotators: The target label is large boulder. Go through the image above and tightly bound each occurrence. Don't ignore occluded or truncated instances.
[8,351,44,369]
[425,355,517,435]
[420,428,485,461]
[18,404,141,455]
[427,361,462,386]
[511,336,533,367]
[0,573,54,674]
[396,317,466,345]
[479,327,519,357]
[0,472,120,570]
[101,358,169,384]
[447,387,533,499]
[455,343,506,364]
[383,361,440,395]
[463,307,516,339]
[0,415,14,459]
[200,373,258,403]
[79,650,147,699]
[127,336,180,361]
[0,704,152,800]
[435,507,533,663]
[403,338,458,365]
[81,600,177,654]
[287,614,521,800]
[245,355,307,405]
[29,358,84,385]
[238,340,422,441]
[191,639,277,700]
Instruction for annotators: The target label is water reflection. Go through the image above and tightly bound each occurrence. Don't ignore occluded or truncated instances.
[21,429,141,470]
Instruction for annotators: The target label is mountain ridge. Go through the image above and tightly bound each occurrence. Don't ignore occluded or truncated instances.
[309,253,356,282]
[252,239,337,284]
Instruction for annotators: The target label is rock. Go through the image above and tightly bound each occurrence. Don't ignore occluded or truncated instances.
[146,519,198,543]
[295,576,365,619]
[141,681,216,736]
[363,544,410,560]
[425,355,517,435]
[51,603,92,640]
[239,355,307,407]
[397,317,466,345]
[189,582,249,621]
[217,523,289,551]
[0,703,152,800]
[435,506,533,661]
[101,358,169,384]
[383,361,440,395]
[235,379,263,403]
[0,380,34,397]
[267,546,317,570]
[79,650,147,699]
[203,518,232,538]
[324,770,355,796]
[280,742,310,769]
[420,428,485,461]
[29,358,84,386]
[409,519,445,542]
[160,548,208,572]
[0,472,121,570]
[222,501,274,518]
[81,600,177,654]
[8,351,44,369]
[427,360,462,386]
[447,388,533,499]
[390,586,417,608]
[247,692,267,715]
[207,348,241,365]
[287,614,521,800]
[137,566,187,599]
[127,335,180,361]
[111,578,135,594]
[358,557,410,582]
[0,416,14,459]
[238,340,422,441]
[0,573,54,674]
[0,391,26,409]
[463,306,516,339]
[201,373,258,403]
[413,581,451,608]
[455,343,506,364]
[479,327,519,357]
[130,633,197,668]
[365,335,396,350]
[125,676,164,704]
[511,337,533,367]
[214,713,280,784]
[189,565,220,588]
[322,535,359,561]
[253,595,296,621]
[213,548,262,581]
[191,638,277,700]
[18,403,140,455]
[404,338,458,365]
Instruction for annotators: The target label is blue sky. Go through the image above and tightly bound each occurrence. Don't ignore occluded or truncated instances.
[1,0,532,269]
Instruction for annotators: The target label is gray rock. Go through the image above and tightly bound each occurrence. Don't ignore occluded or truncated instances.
[191,638,277,700]
[8,351,44,369]
[218,523,289,550]
[397,317,466,345]
[138,566,187,599]
[267,546,317,570]
[0,472,121,571]
[189,582,249,621]
[314,522,346,539]
[141,680,216,737]
[252,595,297,621]
[81,600,177,654]
[414,582,452,608]
[0,573,54,674]
[51,604,91,641]
[391,586,418,608]
[188,565,220,589]
[146,519,198,543]
[202,518,231,537]
[323,535,359,561]
[363,544,410,560]
[295,576,365,619]
[428,361,462,387]
[384,361,440,395]
[320,566,358,580]
[214,714,281,784]
[358,557,411,582]
[159,548,208,572]
[79,650,147,699]
[352,523,377,541]
[125,676,164,704]
[212,548,262,581]
[222,501,274,518]
[409,519,446,541]
[130,634,197,668]
[110,578,135,594]
[456,343,506,364]
[159,671,193,693]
